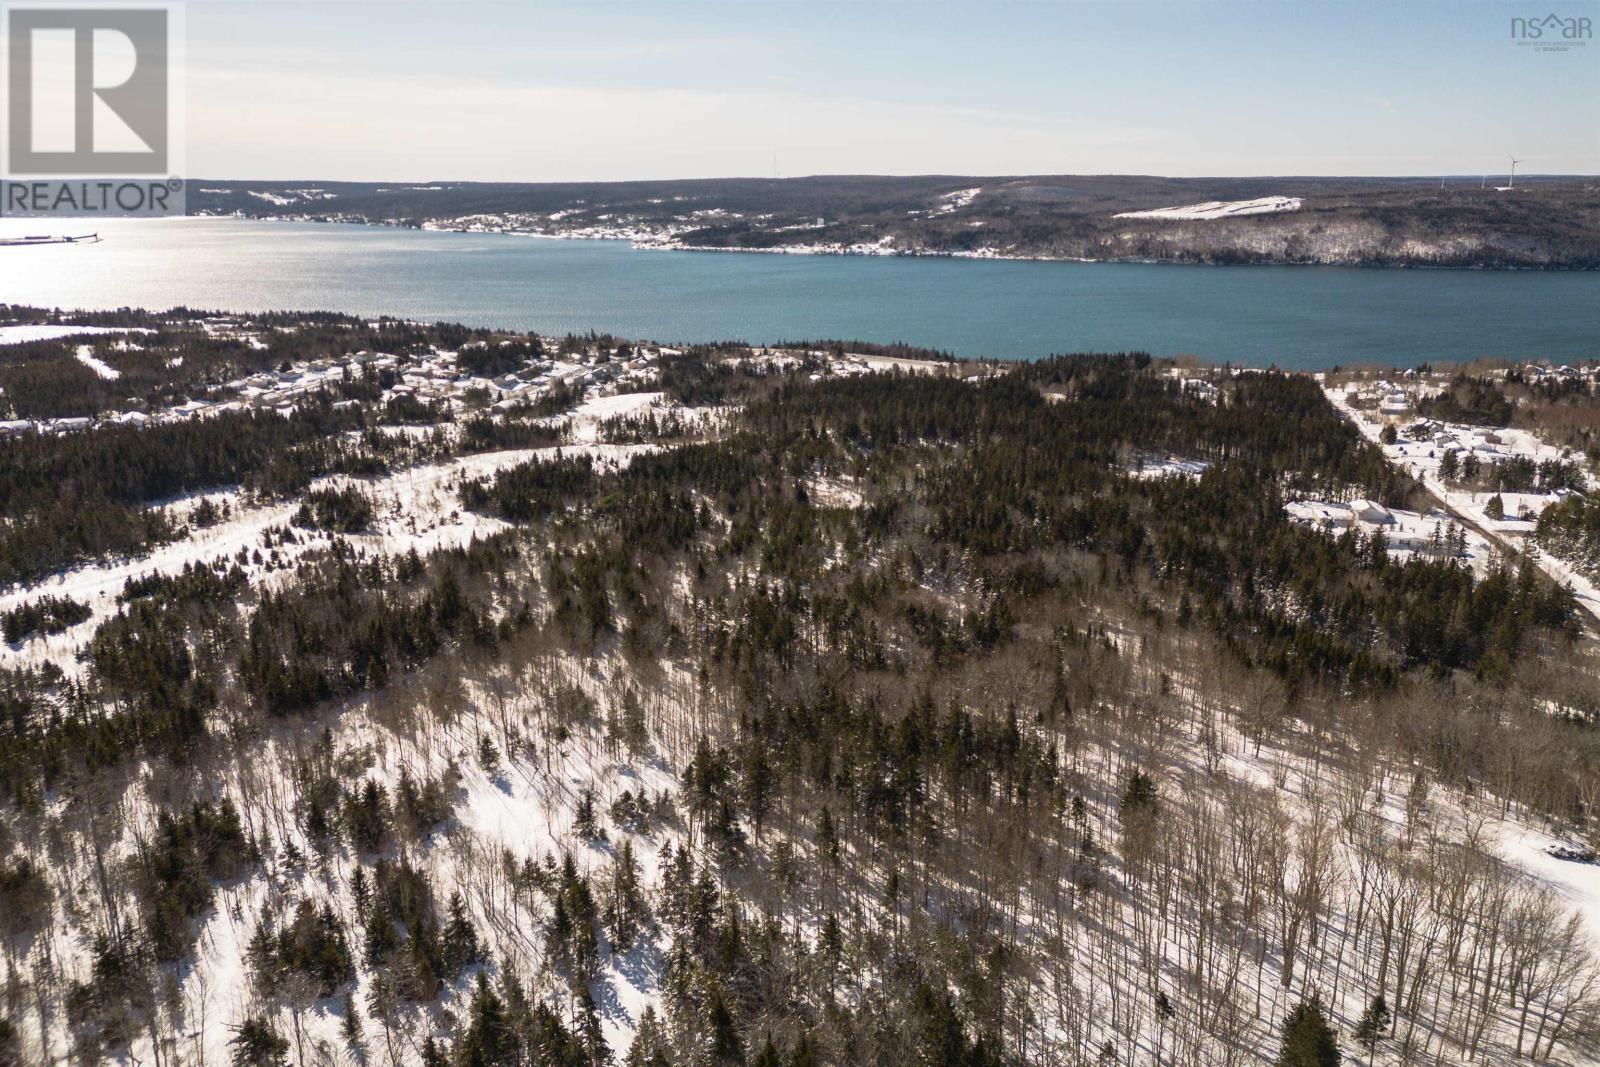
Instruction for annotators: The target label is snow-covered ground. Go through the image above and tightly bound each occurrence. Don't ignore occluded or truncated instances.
[1489,817,1600,954]
[14,332,1599,1066]
[851,352,950,375]
[805,474,865,509]
[932,186,982,213]
[565,390,665,443]
[1226,715,1600,958]
[729,347,958,379]
[73,343,121,380]
[1128,456,1210,480]
[242,189,337,206]
[1286,498,1498,572]
[0,324,150,345]
[1113,195,1303,221]
[2,322,933,677]
[76,644,693,1067]
[0,441,657,677]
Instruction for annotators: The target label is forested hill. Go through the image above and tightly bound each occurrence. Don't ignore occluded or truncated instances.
[189,173,1600,268]
[1,307,1598,1065]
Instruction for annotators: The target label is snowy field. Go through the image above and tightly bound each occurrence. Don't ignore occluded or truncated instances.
[1113,195,1302,221]
[932,186,982,213]
[0,324,150,345]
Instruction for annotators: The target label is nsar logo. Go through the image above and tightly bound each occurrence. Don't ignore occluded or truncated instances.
[1510,12,1592,50]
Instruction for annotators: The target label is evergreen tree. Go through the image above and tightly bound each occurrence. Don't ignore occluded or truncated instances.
[346,778,390,853]
[751,1035,781,1067]
[1276,996,1341,1067]
[741,746,775,840]
[574,787,603,840]
[341,994,365,1053]
[1119,769,1158,817]
[707,990,744,1066]
[0,1017,20,1067]
[912,982,996,1067]
[421,1036,449,1067]
[1353,995,1390,1065]
[364,895,400,966]
[815,807,840,867]
[1119,768,1161,871]
[442,890,482,975]
[820,912,843,970]
[578,988,610,1067]
[606,838,645,952]
[785,1035,817,1067]
[230,1016,290,1067]
[625,1005,670,1067]
[456,972,514,1067]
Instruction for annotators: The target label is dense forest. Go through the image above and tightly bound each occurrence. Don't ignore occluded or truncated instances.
[1,309,1598,1066]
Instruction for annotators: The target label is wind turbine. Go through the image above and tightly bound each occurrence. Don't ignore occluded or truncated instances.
[1508,156,1524,189]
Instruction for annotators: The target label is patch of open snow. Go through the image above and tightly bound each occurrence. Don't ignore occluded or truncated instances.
[0,324,151,345]
[933,186,982,213]
[849,352,949,374]
[574,391,663,421]
[806,475,864,509]
[1128,456,1209,480]
[73,344,120,380]
[568,390,664,443]
[1489,818,1600,952]
[1114,195,1302,221]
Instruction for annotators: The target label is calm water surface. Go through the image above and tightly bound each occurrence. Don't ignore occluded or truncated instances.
[1,217,1597,368]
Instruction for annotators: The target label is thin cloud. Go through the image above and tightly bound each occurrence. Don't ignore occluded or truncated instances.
[190,69,1169,181]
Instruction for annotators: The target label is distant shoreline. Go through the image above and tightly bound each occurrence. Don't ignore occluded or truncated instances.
[195,213,1600,272]
[182,173,1600,271]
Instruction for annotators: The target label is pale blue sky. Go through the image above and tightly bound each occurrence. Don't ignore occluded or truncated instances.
[185,0,1600,180]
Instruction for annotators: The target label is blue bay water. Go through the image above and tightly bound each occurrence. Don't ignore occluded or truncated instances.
[1,217,1597,368]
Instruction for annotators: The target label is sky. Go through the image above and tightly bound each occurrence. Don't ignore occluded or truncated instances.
[175,0,1600,181]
